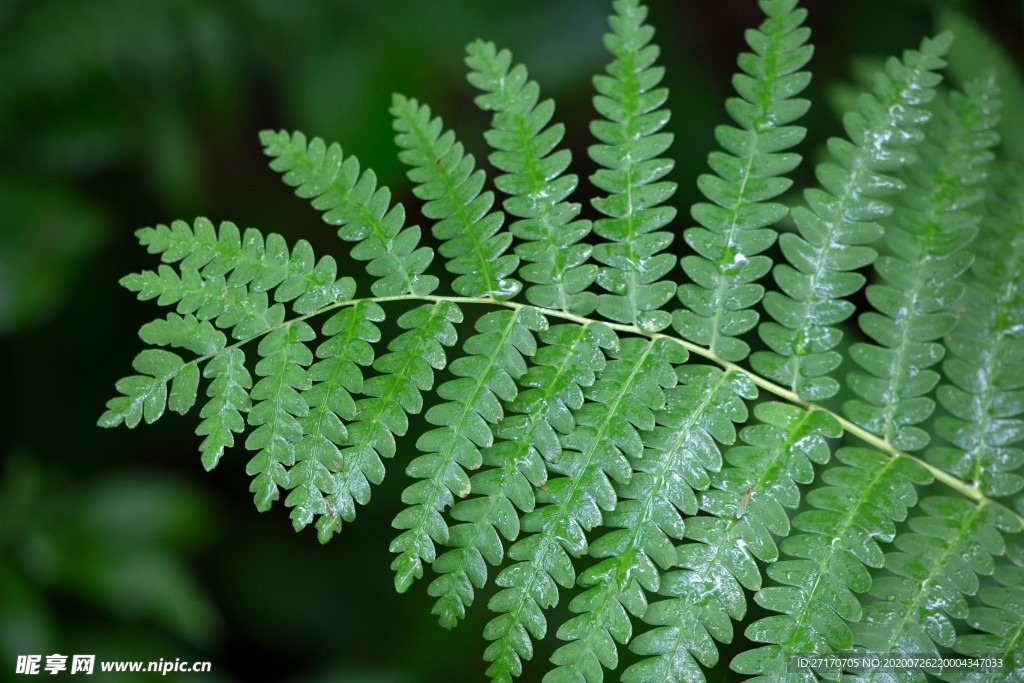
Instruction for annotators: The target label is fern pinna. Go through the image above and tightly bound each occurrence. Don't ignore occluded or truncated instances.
[101,0,1024,679]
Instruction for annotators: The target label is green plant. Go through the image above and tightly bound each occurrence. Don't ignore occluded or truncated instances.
[100,0,1024,679]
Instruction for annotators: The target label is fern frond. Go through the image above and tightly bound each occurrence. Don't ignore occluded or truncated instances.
[547,366,754,682]
[482,337,682,682]
[287,301,382,541]
[101,218,379,530]
[850,498,1018,676]
[391,94,520,300]
[245,319,317,512]
[100,348,193,428]
[102,217,465,543]
[947,536,1024,682]
[285,299,461,543]
[939,9,1024,162]
[428,322,618,628]
[100,3,1024,681]
[588,0,677,332]
[750,33,952,401]
[195,349,251,470]
[102,218,356,418]
[337,301,461,539]
[733,448,932,679]
[117,219,346,338]
[390,307,546,593]
[843,74,1001,454]
[260,129,439,296]
[466,40,597,316]
[930,162,1024,499]
[674,0,812,363]
[623,402,840,682]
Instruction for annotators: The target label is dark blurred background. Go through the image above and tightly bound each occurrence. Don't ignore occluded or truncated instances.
[1,1,1021,681]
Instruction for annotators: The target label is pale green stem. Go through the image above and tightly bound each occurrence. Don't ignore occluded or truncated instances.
[185,291,1024,528]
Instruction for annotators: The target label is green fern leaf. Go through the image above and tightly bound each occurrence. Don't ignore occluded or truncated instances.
[103,217,453,539]
[466,40,597,315]
[750,33,952,401]
[390,307,546,593]
[340,300,461,532]
[100,348,188,428]
[428,321,617,628]
[287,301,382,542]
[260,129,439,297]
[139,316,209,415]
[546,366,755,682]
[930,162,1024,499]
[734,448,932,680]
[130,219,361,513]
[674,0,812,363]
[844,75,1001,454]
[588,0,677,332]
[102,218,356,440]
[122,219,358,336]
[245,320,316,511]
[946,537,1024,681]
[99,3,1024,681]
[391,94,520,300]
[195,349,251,470]
[482,336,683,682]
[120,220,292,338]
[139,312,226,358]
[851,498,1019,677]
[623,402,840,682]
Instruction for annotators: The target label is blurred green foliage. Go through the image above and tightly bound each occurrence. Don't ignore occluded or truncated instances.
[0,0,1019,680]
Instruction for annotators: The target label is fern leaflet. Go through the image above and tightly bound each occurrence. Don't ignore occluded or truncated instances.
[548,366,755,682]
[624,402,841,681]
[930,161,1024,503]
[260,129,438,297]
[390,307,545,592]
[674,0,812,363]
[751,33,951,401]
[467,40,597,315]
[844,74,1001,453]
[391,94,520,300]
[589,0,677,332]
[851,497,1018,678]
